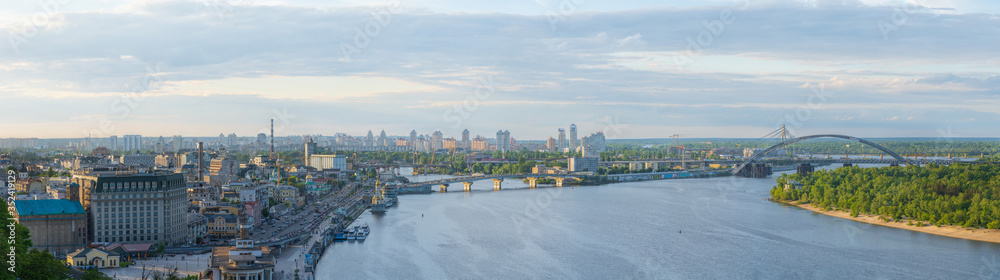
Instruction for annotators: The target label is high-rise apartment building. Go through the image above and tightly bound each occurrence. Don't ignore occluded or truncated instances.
[461,129,470,149]
[569,124,578,151]
[409,130,417,148]
[431,131,443,150]
[557,129,566,152]
[123,135,142,152]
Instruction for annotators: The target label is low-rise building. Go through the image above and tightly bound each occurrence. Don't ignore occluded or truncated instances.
[274,185,300,206]
[14,199,89,254]
[531,165,567,175]
[66,247,121,269]
[188,213,208,244]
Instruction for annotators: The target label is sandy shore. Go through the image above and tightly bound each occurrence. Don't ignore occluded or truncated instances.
[788,202,1000,244]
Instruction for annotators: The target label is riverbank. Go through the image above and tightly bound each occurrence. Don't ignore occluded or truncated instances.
[786,201,1000,244]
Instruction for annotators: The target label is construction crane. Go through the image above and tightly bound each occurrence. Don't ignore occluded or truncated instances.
[670,134,689,170]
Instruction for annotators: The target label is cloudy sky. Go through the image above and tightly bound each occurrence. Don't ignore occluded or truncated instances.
[2,0,998,140]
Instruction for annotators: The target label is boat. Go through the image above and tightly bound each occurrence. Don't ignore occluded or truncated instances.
[356,230,367,242]
[334,232,346,242]
[362,224,370,235]
[346,230,357,241]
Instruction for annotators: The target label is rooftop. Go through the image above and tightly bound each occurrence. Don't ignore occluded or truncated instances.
[14,199,85,216]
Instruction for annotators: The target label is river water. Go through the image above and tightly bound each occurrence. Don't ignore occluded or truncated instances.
[314,166,1000,279]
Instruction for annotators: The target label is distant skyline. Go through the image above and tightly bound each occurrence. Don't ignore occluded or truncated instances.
[2,0,999,139]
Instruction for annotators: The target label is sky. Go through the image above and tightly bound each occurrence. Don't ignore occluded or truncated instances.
[1,0,999,140]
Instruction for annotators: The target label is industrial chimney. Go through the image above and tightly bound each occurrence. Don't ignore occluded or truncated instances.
[198,142,204,181]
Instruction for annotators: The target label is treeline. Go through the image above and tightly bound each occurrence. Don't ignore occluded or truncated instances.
[770,163,1000,229]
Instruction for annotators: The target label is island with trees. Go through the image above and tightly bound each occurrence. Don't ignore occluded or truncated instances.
[770,163,1000,243]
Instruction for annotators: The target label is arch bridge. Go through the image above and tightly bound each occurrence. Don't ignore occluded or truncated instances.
[732,134,905,177]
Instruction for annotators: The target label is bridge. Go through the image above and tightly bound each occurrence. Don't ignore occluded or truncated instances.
[403,173,587,191]
[599,133,995,178]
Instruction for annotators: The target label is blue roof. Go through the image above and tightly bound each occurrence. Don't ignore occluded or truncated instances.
[15,199,85,216]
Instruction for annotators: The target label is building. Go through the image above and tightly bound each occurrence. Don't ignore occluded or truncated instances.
[228,133,238,147]
[569,124,578,151]
[209,159,239,177]
[155,154,178,168]
[443,138,458,150]
[557,129,566,152]
[531,165,567,175]
[15,178,46,193]
[109,135,118,150]
[14,200,88,254]
[471,137,490,151]
[409,130,418,148]
[547,137,557,152]
[309,154,347,170]
[274,185,300,206]
[377,130,387,146]
[304,138,317,164]
[393,138,408,147]
[66,247,121,269]
[365,130,375,146]
[461,129,470,149]
[188,212,208,244]
[204,213,238,238]
[123,135,143,152]
[74,172,188,244]
[204,225,275,280]
[92,147,110,156]
[568,157,599,173]
[431,131,443,150]
[256,133,267,145]
[119,154,155,167]
[580,132,606,154]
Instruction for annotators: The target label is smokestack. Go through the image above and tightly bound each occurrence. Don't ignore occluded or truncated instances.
[198,142,204,181]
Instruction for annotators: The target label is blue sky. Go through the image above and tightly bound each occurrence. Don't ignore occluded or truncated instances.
[1,0,998,140]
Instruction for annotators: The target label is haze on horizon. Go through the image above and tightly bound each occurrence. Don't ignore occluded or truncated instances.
[2,0,999,140]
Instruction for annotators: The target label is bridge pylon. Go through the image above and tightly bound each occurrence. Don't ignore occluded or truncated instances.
[554,177,565,187]
[526,177,538,188]
[492,178,503,190]
[439,184,449,192]
[463,182,473,191]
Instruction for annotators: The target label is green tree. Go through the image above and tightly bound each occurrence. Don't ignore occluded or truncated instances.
[82,269,114,280]
[19,249,70,280]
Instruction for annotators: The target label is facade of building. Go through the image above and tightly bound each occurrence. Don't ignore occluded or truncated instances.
[568,157,599,173]
[14,199,88,254]
[67,247,120,269]
[274,185,300,205]
[188,212,208,244]
[309,154,347,170]
[75,172,189,244]
[209,159,239,176]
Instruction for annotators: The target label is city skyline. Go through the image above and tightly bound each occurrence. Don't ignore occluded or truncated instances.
[2,1,999,139]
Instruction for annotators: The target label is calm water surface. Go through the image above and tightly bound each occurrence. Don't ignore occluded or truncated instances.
[315,166,1000,279]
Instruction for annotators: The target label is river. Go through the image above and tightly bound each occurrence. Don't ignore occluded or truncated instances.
[314,166,1000,279]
